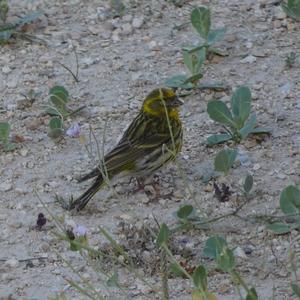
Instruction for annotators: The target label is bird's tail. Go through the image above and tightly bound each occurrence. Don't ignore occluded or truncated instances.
[72,175,104,211]
[77,167,101,182]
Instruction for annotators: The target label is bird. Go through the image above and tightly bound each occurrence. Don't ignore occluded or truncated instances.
[70,88,183,211]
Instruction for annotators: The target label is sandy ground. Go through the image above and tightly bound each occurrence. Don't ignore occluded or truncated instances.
[0,0,300,299]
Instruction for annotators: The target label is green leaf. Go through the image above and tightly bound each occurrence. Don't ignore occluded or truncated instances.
[49,117,63,130]
[183,49,194,73]
[206,133,232,146]
[280,185,300,215]
[203,236,227,259]
[15,11,43,27]
[169,262,185,277]
[44,107,61,116]
[165,74,194,89]
[0,121,10,143]
[0,29,12,42]
[207,27,226,45]
[107,271,119,287]
[191,6,211,39]
[183,47,206,75]
[231,86,251,128]
[192,266,207,290]
[49,85,70,117]
[184,73,203,84]
[216,247,235,272]
[291,283,300,298]
[282,1,300,21]
[0,1,9,23]
[207,100,236,128]
[246,287,258,300]
[239,114,257,139]
[250,127,271,134]
[49,86,69,102]
[203,236,235,272]
[214,149,237,175]
[266,222,294,234]
[156,223,170,248]
[4,143,16,151]
[177,205,194,219]
[243,174,253,194]
[48,117,64,138]
[192,290,217,300]
[48,128,64,139]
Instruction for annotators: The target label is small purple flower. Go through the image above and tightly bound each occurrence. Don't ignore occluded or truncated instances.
[66,123,80,138]
[74,224,87,237]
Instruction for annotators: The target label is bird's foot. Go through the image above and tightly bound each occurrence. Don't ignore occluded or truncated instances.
[144,183,173,201]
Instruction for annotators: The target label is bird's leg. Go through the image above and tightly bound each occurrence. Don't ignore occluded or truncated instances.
[146,175,174,200]
[136,177,146,191]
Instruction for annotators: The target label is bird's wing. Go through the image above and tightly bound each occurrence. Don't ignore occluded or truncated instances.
[79,112,181,180]
[103,131,173,174]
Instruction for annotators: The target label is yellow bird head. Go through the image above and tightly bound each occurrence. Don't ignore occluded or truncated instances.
[142,88,183,118]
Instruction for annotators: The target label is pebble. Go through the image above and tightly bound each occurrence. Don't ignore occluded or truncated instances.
[132,16,144,29]
[148,40,158,50]
[276,173,286,180]
[273,20,282,29]
[20,148,29,157]
[4,258,19,269]
[241,55,257,64]
[0,181,13,192]
[2,66,11,74]
[225,34,236,43]
[237,152,251,167]
[136,192,150,204]
[15,187,28,195]
[273,7,286,20]
[203,184,213,192]
[112,31,121,42]
[295,101,300,109]
[1,273,15,282]
[52,269,61,275]
[6,77,18,88]
[233,247,247,258]
[82,273,91,280]
[121,23,133,35]
[279,82,293,96]
[253,163,261,171]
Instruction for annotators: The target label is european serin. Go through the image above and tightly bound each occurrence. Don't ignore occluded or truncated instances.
[71,88,183,211]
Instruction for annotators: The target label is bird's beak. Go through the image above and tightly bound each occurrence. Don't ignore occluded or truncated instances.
[172,96,184,107]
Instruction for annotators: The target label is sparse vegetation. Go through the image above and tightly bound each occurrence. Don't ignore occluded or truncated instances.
[1,2,299,300]
[281,0,300,21]
[0,121,16,151]
[166,6,227,90]
[207,86,270,145]
[45,86,85,139]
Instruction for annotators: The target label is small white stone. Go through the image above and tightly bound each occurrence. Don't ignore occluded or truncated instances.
[274,6,286,20]
[148,40,157,50]
[20,148,29,157]
[7,78,18,88]
[0,181,12,192]
[241,55,256,64]
[132,16,144,29]
[233,246,247,258]
[4,258,19,268]
[121,23,133,35]
[2,66,11,74]
[112,32,120,42]
[276,173,286,179]
[253,163,261,171]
